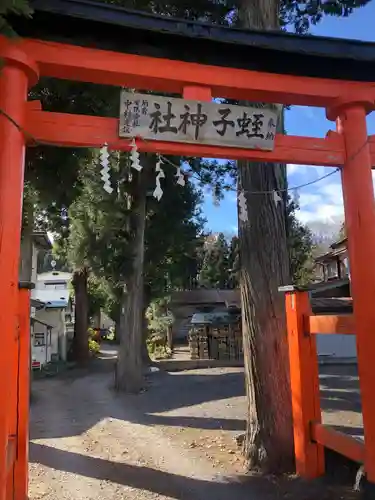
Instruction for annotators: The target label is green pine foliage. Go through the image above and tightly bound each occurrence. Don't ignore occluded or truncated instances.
[0,0,32,37]
[228,235,240,288]
[286,197,314,285]
[11,0,366,355]
[199,233,230,288]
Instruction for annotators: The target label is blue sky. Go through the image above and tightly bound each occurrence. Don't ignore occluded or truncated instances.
[202,2,375,235]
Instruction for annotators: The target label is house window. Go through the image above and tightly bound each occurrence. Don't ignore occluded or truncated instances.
[34,333,46,346]
[326,262,338,279]
[45,282,67,290]
[344,257,350,277]
[33,331,52,347]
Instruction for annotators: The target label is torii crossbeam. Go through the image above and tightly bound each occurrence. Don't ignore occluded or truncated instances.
[1,1,375,498]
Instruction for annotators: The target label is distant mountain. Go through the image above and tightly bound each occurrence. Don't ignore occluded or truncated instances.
[307,216,343,246]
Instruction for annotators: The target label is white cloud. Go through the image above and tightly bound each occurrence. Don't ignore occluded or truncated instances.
[287,164,299,175]
[298,192,323,208]
[296,180,344,224]
[298,204,344,224]
[287,164,330,179]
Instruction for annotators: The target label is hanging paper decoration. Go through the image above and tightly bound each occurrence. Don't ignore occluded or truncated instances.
[153,157,164,201]
[175,166,185,187]
[130,138,142,171]
[153,178,163,201]
[238,190,248,222]
[273,190,282,206]
[99,144,113,194]
[155,157,165,178]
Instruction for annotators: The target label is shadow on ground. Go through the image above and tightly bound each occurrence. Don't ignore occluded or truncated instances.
[29,442,359,500]
[30,358,363,444]
[30,365,246,440]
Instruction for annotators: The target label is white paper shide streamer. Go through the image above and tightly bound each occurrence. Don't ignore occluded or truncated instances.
[130,138,142,171]
[99,144,113,194]
[153,157,165,201]
[273,190,282,206]
[175,166,185,187]
[238,190,248,222]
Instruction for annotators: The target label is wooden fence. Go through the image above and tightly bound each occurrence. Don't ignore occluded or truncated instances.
[280,286,365,480]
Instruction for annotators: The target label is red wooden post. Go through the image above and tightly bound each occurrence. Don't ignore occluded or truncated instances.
[5,302,19,500]
[183,85,212,101]
[329,99,375,489]
[280,286,324,479]
[13,284,32,500]
[0,45,37,500]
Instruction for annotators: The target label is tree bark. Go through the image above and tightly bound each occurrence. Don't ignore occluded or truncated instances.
[115,176,147,393]
[92,310,101,329]
[114,318,121,343]
[142,284,152,366]
[72,267,89,365]
[237,0,294,473]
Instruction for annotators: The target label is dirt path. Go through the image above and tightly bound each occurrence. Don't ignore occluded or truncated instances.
[29,358,360,500]
[29,363,251,500]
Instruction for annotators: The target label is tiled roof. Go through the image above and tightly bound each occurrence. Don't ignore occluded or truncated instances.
[171,289,240,306]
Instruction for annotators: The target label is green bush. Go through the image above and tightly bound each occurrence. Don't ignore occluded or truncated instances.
[88,338,100,356]
[147,336,172,360]
[88,327,96,340]
[146,297,174,360]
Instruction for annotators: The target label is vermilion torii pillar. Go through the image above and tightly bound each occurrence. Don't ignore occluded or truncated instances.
[1,11,375,495]
[328,98,375,488]
[0,46,38,500]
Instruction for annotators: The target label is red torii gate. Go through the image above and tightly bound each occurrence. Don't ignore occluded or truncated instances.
[2,1,375,498]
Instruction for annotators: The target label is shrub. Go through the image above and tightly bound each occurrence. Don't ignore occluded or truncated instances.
[88,338,100,356]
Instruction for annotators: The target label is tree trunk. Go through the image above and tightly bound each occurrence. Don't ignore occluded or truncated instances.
[92,310,101,329]
[237,0,294,473]
[142,284,152,366]
[166,325,173,351]
[72,267,89,365]
[116,179,147,393]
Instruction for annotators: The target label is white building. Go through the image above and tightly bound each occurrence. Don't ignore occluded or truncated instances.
[31,270,74,366]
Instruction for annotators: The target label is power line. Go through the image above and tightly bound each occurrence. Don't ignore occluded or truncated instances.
[160,152,340,194]
[0,105,369,197]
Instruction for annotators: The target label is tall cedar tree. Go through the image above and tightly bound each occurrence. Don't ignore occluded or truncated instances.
[99,0,370,471]
[66,150,204,390]
[199,233,230,288]
[229,0,369,473]
[7,0,367,449]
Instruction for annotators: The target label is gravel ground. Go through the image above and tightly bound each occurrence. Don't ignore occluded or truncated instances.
[28,355,362,500]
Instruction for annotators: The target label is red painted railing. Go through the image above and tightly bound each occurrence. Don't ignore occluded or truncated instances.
[280,286,364,480]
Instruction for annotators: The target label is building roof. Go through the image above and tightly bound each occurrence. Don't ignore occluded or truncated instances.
[171,289,240,307]
[311,297,353,315]
[314,236,348,263]
[37,271,72,282]
[45,300,69,309]
[330,236,347,250]
[30,298,46,310]
[33,289,70,309]
[191,311,239,325]
[310,277,350,294]
[31,231,52,250]
[31,317,53,329]
[8,0,375,82]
